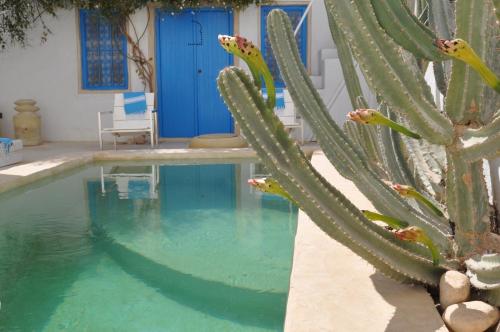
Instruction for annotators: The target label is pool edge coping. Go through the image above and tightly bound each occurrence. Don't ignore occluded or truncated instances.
[0,148,258,195]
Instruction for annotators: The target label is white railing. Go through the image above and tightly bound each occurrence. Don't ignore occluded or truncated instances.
[294,0,316,36]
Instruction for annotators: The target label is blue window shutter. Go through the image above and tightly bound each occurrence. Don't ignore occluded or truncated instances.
[261,5,308,87]
[79,9,128,90]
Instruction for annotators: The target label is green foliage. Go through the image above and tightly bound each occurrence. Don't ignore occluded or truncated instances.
[0,0,70,49]
[0,0,266,49]
[216,0,500,303]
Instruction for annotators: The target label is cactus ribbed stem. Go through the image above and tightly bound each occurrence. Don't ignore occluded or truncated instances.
[326,7,365,109]
[460,133,500,162]
[446,152,490,254]
[429,0,453,40]
[217,66,446,284]
[376,104,417,187]
[324,0,454,145]
[463,116,500,139]
[444,0,496,123]
[216,0,499,297]
[370,0,443,60]
[267,9,452,249]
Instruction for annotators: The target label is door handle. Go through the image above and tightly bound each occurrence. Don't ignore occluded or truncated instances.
[197,69,202,74]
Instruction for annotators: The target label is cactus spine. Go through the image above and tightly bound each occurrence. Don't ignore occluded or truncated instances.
[217,0,500,303]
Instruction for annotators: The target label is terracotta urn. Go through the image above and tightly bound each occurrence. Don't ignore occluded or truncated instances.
[13,99,42,146]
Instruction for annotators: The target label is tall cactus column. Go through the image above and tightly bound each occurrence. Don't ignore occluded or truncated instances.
[216,0,500,307]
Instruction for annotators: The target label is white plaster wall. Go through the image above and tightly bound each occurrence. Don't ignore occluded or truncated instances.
[0,2,338,141]
[237,0,334,77]
[0,9,149,142]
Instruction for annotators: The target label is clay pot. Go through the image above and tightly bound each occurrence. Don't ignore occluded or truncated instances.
[13,99,42,146]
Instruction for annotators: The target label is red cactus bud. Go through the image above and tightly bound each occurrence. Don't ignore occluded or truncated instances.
[395,226,424,242]
[347,109,377,124]
[392,183,412,196]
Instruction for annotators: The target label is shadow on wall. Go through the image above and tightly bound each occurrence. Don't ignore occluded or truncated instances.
[369,272,447,332]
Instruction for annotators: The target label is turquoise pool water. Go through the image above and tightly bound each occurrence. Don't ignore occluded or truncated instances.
[0,162,298,331]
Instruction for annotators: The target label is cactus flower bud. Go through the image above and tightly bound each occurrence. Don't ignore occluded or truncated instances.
[248,178,296,204]
[392,184,444,217]
[436,38,500,93]
[395,226,424,241]
[347,109,377,124]
[391,183,412,196]
[395,226,440,265]
[218,34,276,108]
[218,35,259,61]
[348,109,421,139]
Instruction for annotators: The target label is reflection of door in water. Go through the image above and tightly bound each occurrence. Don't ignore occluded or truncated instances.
[159,164,236,228]
[156,9,234,138]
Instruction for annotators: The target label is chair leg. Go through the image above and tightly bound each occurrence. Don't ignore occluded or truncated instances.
[99,132,103,150]
[113,135,117,150]
[150,130,154,148]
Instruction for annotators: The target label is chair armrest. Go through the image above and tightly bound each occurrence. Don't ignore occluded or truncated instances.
[98,111,113,133]
[151,109,158,113]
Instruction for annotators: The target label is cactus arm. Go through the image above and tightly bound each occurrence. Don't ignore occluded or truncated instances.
[267,9,453,248]
[362,211,409,229]
[399,129,446,199]
[461,114,500,162]
[443,0,497,123]
[325,7,365,109]
[428,0,453,97]
[343,122,382,170]
[217,66,446,285]
[466,254,500,290]
[369,0,443,60]
[376,104,417,187]
[463,115,500,139]
[460,133,500,162]
[429,0,453,40]
[432,61,448,96]
[323,0,454,145]
[348,109,422,139]
[218,35,275,109]
[466,254,500,306]
[446,152,490,255]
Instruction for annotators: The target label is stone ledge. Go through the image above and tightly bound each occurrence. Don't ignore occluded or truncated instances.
[0,148,258,195]
[284,151,448,332]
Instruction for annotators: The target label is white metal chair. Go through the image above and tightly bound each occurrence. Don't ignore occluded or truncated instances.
[100,165,159,199]
[98,93,157,150]
[275,89,304,144]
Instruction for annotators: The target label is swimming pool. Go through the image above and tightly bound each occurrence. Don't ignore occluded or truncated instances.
[0,161,297,331]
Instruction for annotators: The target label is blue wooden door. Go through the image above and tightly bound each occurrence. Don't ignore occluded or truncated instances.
[156,9,233,138]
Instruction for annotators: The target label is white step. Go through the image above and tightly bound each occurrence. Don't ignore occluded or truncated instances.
[322,58,343,92]
[310,75,323,89]
[320,48,338,61]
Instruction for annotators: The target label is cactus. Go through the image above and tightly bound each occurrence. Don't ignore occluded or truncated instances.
[216,0,500,302]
